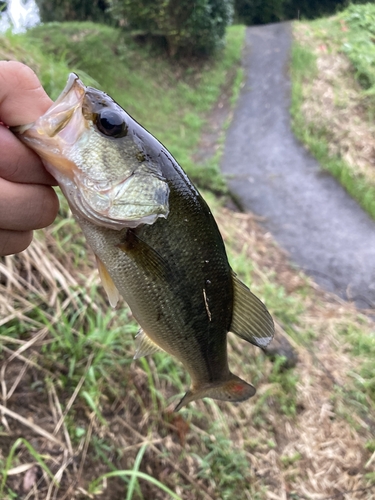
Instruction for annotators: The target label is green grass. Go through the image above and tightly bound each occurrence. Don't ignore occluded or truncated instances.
[340,3,375,92]
[290,12,375,221]
[340,321,375,411]
[194,420,252,500]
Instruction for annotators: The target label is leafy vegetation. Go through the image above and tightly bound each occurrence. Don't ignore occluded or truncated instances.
[109,0,234,56]
[35,0,111,24]
[234,0,370,25]
[234,0,287,24]
[341,3,375,91]
[36,0,233,57]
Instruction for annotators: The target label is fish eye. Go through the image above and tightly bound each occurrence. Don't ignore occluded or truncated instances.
[96,109,128,138]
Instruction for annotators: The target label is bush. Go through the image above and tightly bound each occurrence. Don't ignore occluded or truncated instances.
[235,0,372,25]
[35,0,112,23]
[234,0,287,25]
[108,0,234,57]
[341,3,375,90]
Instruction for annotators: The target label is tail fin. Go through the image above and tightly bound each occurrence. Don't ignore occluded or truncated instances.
[174,373,256,411]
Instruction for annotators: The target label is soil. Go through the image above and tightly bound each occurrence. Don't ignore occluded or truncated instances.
[220,22,375,309]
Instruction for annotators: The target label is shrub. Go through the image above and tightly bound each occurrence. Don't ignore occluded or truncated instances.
[108,0,234,57]
[35,0,111,23]
[234,0,372,25]
[234,0,287,25]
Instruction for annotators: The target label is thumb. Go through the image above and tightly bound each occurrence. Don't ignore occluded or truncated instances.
[0,61,52,126]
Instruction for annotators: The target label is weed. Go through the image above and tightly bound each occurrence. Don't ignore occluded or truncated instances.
[0,438,56,497]
[280,452,302,467]
[269,356,298,416]
[89,470,182,499]
[366,440,375,454]
[194,420,252,500]
[340,4,375,91]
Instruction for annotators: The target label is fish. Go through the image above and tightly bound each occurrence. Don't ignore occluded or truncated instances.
[13,73,274,411]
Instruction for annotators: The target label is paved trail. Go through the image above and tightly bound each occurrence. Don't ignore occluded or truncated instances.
[221,22,375,308]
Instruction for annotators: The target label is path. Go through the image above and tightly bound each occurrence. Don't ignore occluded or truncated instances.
[221,22,375,308]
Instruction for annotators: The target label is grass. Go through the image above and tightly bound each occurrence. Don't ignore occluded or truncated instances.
[340,3,375,92]
[1,18,375,500]
[1,207,375,498]
[290,5,375,221]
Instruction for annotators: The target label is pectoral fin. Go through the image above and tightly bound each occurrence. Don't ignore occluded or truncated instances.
[117,229,172,283]
[230,271,274,348]
[134,328,166,359]
[95,255,120,308]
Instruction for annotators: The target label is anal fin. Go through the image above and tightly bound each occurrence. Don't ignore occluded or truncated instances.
[95,255,120,308]
[230,270,274,348]
[134,328,166,359]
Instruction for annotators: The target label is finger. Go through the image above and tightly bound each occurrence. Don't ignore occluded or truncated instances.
[0,61,52,126]
[0,229,33,256]
[0,125,57,185]
[0,177,59,231]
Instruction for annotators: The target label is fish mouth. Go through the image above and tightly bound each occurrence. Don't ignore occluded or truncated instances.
[12,73,87,180]
[43,73,86,141]
[13,73,86,138]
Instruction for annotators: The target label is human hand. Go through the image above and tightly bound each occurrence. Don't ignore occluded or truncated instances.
[0,61,59,256]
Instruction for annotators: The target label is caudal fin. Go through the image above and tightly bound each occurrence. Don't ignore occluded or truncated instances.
[174,373,256,411]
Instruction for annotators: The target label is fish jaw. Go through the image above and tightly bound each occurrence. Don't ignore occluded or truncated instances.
[13,74,170,230]
[13,73,86,182]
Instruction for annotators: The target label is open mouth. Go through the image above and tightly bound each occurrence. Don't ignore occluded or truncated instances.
[12,73,86,138]
[10,74,89,181]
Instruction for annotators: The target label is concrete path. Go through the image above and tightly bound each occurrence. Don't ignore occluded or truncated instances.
[221,22,375,308]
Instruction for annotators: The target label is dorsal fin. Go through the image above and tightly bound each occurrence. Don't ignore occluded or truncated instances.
[230,271,274,348]
[95,255,120,308]
[134,329,166,359]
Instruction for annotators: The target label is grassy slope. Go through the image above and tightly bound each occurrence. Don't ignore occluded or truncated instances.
[0,21,375,500]
[290,4,375,220]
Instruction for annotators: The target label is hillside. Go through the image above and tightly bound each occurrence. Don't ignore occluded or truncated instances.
[291,3,375,220]
[1,20,375,499]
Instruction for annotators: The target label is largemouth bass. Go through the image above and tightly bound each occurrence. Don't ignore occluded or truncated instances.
[13,74,274,410]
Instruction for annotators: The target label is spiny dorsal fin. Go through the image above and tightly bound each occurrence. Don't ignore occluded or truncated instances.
[230,271,274,348]
[134,328,166,359]
[95,255,120,308]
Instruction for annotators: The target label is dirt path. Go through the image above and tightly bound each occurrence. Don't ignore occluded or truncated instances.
[221,22,375,309]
